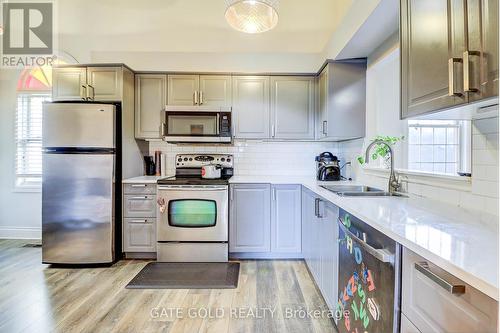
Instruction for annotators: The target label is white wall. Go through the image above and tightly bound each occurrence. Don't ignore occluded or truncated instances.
[0,69,42,239]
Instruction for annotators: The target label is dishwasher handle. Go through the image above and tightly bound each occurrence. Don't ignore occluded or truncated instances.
[338,218,395,264]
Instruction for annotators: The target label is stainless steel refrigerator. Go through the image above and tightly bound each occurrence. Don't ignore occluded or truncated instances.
[42,102,121,264]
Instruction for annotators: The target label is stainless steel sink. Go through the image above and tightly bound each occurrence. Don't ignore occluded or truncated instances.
[320,185,383,193]
[336,191,408,197]
[320,185,408,198]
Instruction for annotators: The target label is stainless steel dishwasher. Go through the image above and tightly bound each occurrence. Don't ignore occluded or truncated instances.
[336,209,401,333]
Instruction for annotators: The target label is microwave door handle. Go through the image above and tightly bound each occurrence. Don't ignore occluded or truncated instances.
[216,114,220,135]
[338,218,394,264]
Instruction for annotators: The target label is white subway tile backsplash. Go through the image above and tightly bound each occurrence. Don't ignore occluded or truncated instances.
[149,140,339,177]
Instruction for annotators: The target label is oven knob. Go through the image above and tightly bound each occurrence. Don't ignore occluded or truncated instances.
[189,158,193,161]
[177,158,182,162]
[184,157,188,161]
[221,157,225,162]
[227,158,231,162]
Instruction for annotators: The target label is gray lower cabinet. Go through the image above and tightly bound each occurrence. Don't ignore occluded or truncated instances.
[401,313,421,333]
[229,184,271,252]
[301,187,339,310]
[229,183,302,256]
[402,247,498,333]
[271,184,302,253]
[135,74,167,139]
[123,183,157,253]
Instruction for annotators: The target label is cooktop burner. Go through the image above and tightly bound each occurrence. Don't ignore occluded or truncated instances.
[157,176,229,185]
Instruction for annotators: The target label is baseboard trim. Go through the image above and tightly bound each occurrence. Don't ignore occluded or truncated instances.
[0,226,41,239]
[229,252,304,259]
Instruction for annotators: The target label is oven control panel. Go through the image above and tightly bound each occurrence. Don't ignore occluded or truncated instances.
[175,154,234,168]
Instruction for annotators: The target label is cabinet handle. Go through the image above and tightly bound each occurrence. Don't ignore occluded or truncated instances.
[130,196,150,200]
[193,91,199,105]
[415,262,466,294]
[271,125,275,138]
[130,184,147,188]
[199,91,204,105]
[463,50,480,93]
[81,85,87,100]
[130,219,148,223]
[314,198,320,218]
[322,121,327,136]
[272,188,276,201]
[448,58,463,97]
[229,187,233,202]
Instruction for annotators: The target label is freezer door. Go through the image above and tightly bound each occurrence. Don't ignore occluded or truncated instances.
[42,153,115,264]
[43,103,115,148]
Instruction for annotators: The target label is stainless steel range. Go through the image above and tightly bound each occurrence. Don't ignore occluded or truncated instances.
[156,154,233,262]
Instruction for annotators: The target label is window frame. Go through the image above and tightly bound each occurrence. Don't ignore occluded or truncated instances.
[13,92,51,192]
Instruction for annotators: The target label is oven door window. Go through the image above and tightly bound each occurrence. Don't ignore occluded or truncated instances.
[167,115,218,136]
[168,199,217,227]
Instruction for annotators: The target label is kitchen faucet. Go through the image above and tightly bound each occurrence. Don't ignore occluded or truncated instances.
[365,140,401,193]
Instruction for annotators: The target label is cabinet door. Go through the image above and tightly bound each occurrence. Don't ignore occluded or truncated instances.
[466,0,498,101]
[271,77,315,140]
[317,68,328,138]
[319,201,339,309]
[52,67,87,101]
[199,75,232,106]
[401,314,422,333]
[301,188,315,267]
[229,184,271,252]
[123,218,156,252]
[402,247,498,333]
[401,0,467,118]
[310,198,323,284]
[86,67,123,101]
[232,76,270,139]
[271,185,302,253]
[135,74,167,139]
[168,75,199,105]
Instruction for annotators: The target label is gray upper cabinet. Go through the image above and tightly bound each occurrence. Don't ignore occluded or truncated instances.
[135,74,167,139]
[168,74,231,106]
[229,184,271,253]
[400,0,498,118]
[232,76,271,139]
[317,61,367,141]
[271,77,315,140]
[466,0,498,102]
[52,67,87,101]
[270,184,302,253]
[168,74,199,105]
[52,66,123,101]
[199,75,232,106]
[86,67,123,101]
[402,247,498,333]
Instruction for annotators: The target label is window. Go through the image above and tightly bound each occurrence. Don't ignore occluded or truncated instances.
[15,94,51,188]
[407,120,471,176]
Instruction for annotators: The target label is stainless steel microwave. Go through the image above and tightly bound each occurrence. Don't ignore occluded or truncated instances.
[161,106,232,143]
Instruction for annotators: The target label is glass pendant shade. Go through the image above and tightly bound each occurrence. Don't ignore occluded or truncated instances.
[225,0,279,34]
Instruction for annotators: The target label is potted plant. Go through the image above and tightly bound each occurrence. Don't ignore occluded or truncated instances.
[357,135,404,169]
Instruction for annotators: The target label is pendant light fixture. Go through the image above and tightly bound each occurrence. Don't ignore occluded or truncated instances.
[225,0,279,34]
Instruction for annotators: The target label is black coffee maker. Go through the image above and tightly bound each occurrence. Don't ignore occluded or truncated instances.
[315,152,341,181]
[144,156,156,176]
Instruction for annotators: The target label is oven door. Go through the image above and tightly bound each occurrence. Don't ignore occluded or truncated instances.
[157,185,228,242]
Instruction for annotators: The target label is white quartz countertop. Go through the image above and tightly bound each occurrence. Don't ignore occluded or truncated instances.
[122,176,165,184]
[230,175,499,300]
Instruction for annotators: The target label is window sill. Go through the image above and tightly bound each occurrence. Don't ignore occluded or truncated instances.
[361,166,472,191]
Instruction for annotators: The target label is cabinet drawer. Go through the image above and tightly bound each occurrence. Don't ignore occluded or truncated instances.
[124,195,156,218]
[124,183,156,195]
[123,218,156,252]
[402,248,498,333]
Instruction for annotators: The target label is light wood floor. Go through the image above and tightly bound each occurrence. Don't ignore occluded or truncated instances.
[0,239,337,333]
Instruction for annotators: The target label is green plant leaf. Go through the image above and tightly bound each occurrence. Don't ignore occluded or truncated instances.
[357,156,365,164]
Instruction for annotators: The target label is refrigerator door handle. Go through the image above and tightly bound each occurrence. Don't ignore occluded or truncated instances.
[338,218,394,263]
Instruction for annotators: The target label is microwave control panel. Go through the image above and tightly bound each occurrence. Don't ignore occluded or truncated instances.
[220,112,231,137]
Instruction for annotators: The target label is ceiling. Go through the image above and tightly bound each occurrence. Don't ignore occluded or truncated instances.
[57,0,353,54]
